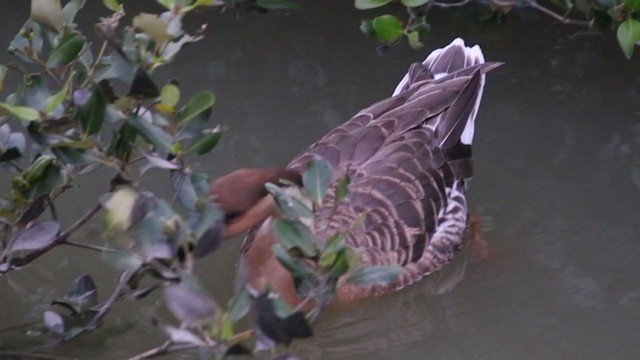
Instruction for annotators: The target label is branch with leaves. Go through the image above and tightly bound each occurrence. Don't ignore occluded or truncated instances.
[352,0,640,58]
[0,1,401,359]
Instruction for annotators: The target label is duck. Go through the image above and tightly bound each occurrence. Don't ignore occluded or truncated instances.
[210,38,500,307]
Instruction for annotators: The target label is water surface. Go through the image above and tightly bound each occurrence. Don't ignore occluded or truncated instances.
[1,1,639,359]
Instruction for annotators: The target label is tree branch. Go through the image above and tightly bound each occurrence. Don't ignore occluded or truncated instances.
[85,271,133,330]
[0,351,77,360]
[18,204,103,265]
[526,0,590,26]
[128,341,201,360]
[432,0,472,8]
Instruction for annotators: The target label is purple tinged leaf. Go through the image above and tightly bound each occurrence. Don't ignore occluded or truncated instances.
[256,292,312,346]
[43,310,64,335]
[52,275,99,314]
[0,124,9,144]
[72,89,91,106]
[17,194,48,226]
[162,325,206,345]
[9,220,60,252]
[142,152,179,171]
[346,265,403,288]
[163,284,217,327]
[192,219,223,259]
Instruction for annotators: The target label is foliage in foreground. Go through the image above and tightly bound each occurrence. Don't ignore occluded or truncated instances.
[0,1,401,359]
[353,0,640,58]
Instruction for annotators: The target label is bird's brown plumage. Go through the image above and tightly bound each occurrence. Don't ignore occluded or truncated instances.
[211,39,499,306]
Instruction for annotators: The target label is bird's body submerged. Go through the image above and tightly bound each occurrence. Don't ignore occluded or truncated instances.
[212,38,498,307]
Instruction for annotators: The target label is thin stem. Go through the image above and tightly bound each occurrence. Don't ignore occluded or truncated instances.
[0,351,77,360]
[128,342,201,360]
[9,160,23,172]
[526,0,590,26]
[18,204,102,265]
[0,320,41,334]
[171,171,185,206]
[81,41,108,87]
[432,0,472,7]
[46,196,58,220]
[63,240,123,253]
[85,271,133,330]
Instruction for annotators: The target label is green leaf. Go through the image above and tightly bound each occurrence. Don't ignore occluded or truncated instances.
[354,0,393,10]
[0,65,7,93]
[273,219,317,257]
[78,85,106,136]
[409,16,430,36]
[132,13,173,44]
[0,103,40,121]
[19,74,51,112]
[265,183,313,220]
[401,0,430,6]
[29,161,61,199]
[373,14,404,42]
[303,158,333,205]
[180,0,216,12]
[46,30,86,68]
[590,9,611,30]
[102,0,119,11]
[360,19,376,37]
[346,265,403,288]
[327,248,351,278]
[62,0,86,23]
[23,155,55,183]
[227,288,251,323]
[160,83,180,108]
[125,114,174,152]
[272,244,314,278]
[255,0,301,9]
[178,91,215,125]
[52,275,98,314]
[187,126,224,155]
[44,72,73,114]
[319,233,347,269]
[156,0,176,9]
[30,0,63,31]
[407,31,423,49]
[335,175,350,202]
[617,19,640,59]
[624,0,640,12]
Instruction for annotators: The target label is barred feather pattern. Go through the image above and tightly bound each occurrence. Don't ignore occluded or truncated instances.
[241,38,497,301]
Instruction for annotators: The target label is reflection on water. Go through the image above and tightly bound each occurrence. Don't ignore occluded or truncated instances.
[1,1,640,359]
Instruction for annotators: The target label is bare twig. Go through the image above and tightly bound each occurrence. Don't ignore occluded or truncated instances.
[526,0,591,26]
[63,240,123,253]
[9,160,23,172]
[85,271,133,330]
[128,341,201,360]
[433,0,472,7]
[81,40,108,88]
[170,172,185,206]
[18,204,103,265]
[46,196,58,220]
[0,319,41,334]
[0,351,77,360]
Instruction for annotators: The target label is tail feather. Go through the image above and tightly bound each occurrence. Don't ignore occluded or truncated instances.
[392,38,491,146]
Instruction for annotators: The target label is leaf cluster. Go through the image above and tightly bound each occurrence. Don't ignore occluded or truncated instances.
[0,2,401,359]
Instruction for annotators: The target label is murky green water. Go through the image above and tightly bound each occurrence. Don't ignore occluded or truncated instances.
[1,1,640,359]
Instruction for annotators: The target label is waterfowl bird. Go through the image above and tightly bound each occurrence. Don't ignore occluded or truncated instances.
[211,38,499,307]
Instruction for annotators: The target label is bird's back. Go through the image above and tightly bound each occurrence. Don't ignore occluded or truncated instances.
[285,39,496,299]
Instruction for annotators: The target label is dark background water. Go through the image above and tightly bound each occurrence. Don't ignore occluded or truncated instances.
[1,1,640,359]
